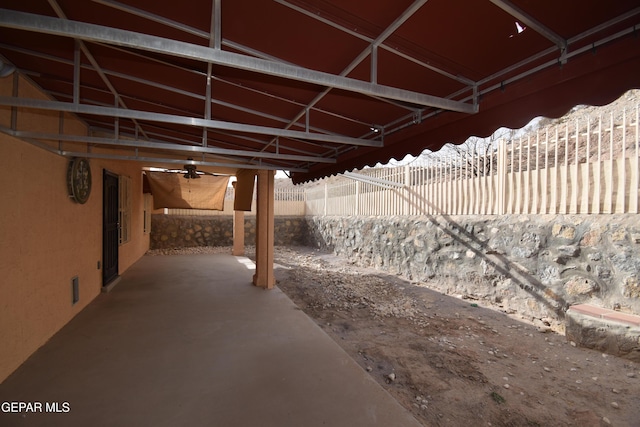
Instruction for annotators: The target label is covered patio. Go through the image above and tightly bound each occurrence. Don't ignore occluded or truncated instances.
[1,0,640,419]
[0,253,421,427]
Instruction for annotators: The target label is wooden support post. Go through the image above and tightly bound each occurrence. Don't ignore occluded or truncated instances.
[231,182,245,256]
[253,170,275,289]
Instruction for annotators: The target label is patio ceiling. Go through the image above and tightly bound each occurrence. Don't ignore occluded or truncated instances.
[0,1,638,182]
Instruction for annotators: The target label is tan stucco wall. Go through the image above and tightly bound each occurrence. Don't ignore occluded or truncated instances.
[0,76,149,382]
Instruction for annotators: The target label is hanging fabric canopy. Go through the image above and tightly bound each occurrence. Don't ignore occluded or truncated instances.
[146,172,229,210]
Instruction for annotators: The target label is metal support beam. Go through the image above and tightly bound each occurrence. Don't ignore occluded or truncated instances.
[0,96,382,147]
[276,0,476,86]
[2,128,337,164]
[477,23,640,100]
[1,128,307,172]
[89,122,332,158]
[488,0,567,54]
[202,89,209,147]
[92,0,208,39]
[253,0,436,161]
[94,0,330,68]
[371,45,378,84]
[1,41,373,131]
[91,0,399,125]
[1,43,356,136]
[213,0,221,50]
[294,0,432,112]
[73,40,80,104]
[203,0,219,147]
[0,9,477,113]
[65,152,307,172]
[47,0,151,140]
[377,12,640,142]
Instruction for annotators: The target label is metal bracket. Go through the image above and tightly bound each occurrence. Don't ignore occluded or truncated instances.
[412,111,422,125]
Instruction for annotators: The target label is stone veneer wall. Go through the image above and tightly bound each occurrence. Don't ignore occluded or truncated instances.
[305,214,640,331]
[150,215,308,249]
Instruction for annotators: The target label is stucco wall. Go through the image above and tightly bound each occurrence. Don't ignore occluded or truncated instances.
[0,76,149,382]
[306,214,640,331]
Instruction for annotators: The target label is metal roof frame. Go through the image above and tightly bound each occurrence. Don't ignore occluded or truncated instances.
[0,96,383,147]
[3,43,366,135]
[275,0,476,87]
[0,8,477,113]
[0,0,637,181]
[3,129,337,164]
[362,10,640,145]
[2,126,301,171]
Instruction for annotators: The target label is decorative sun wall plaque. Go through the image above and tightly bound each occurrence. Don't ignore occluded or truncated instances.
[67,157,92,204]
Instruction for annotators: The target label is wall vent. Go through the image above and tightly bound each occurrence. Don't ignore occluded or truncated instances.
[72,277,79,305]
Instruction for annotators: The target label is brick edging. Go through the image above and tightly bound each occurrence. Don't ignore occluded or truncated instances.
[568,304,640,327]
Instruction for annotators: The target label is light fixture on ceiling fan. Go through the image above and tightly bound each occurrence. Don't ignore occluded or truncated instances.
[183,163,200,179]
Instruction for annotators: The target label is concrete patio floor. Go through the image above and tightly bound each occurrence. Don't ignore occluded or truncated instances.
[0,254,422,427]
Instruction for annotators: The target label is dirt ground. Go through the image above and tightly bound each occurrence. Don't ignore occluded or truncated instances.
[270,246,640,427]
[149,245,640,426]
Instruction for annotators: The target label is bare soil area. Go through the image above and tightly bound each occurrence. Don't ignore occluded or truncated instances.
[271,247,640,427]
[149,246,640,426]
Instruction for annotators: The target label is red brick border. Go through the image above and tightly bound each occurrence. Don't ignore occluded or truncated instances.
[568,304,640,327]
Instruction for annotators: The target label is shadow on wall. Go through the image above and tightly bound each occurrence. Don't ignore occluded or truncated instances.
[404,188,569,318]
[308,186,640,324]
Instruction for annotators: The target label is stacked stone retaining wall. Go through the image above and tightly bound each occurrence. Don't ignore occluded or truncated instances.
[150,215,308,248]
[306,214,640,331]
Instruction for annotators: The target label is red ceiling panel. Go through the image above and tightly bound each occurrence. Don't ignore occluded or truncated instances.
[509,0,640,39]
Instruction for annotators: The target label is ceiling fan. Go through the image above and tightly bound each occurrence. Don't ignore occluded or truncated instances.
[181,163,201,180]
[160,159,213,179]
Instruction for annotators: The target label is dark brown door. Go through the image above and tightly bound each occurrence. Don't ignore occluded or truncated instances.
[103,170,119,286]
